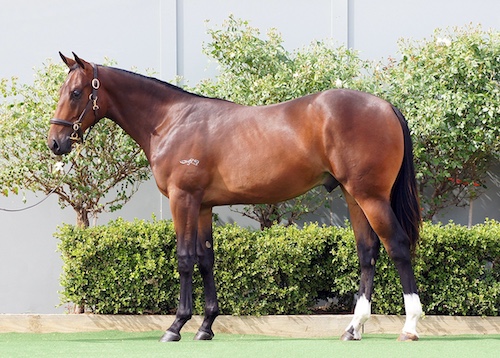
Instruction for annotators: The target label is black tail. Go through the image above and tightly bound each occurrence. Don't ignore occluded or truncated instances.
[391,106,421,255]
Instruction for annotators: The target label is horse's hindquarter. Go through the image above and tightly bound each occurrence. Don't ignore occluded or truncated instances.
[319,90,404,198]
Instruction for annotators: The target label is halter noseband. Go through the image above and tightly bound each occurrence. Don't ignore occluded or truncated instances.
[50,63,100,143]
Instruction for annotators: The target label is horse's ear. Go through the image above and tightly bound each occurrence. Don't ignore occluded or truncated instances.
[72,52,86,69]
[59,52,76,68]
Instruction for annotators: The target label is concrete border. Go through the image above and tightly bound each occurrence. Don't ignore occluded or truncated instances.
[0,315,499,337]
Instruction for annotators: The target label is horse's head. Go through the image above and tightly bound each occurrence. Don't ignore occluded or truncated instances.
[48,52,104,155]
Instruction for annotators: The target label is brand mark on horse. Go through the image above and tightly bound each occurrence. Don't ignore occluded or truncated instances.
[179,158,200,166]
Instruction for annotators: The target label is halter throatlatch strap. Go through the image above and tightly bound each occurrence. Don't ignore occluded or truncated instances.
[49,63,100,143]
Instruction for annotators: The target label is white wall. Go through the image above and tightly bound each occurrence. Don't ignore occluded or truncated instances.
[1,0,499,313]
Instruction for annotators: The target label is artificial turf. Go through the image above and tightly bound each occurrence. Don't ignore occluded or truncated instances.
[0,331,498,358]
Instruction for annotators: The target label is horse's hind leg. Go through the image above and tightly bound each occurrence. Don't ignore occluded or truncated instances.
[194,207,219,340]
[341,190,380,341]
[357,197,422,341]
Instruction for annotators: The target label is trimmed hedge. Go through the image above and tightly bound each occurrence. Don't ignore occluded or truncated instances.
[55,219,500,316]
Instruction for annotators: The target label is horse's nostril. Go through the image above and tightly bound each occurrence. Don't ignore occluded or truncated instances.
[51,139,61,154]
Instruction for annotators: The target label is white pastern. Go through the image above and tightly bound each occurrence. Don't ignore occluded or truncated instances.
[402,293,422,336]
[344,294,371,339]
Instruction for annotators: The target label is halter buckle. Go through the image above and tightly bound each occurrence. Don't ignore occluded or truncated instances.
[92,78,100,90]
[89,93,100,111]
[70,131,81,142]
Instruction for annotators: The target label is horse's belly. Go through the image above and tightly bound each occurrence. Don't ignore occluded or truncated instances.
[205,163,326,206]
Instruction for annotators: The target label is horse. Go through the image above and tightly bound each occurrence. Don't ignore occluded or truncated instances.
[48,53,422,342]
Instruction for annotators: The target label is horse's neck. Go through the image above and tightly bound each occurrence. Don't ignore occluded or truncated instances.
[102,67,184,156]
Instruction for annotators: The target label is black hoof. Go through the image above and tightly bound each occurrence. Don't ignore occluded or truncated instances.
[159,330,181,342]
[194,329,214,340]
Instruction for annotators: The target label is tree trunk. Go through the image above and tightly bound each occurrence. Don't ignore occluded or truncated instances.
[258,204,280,230]
[74,206,89,314]
[75,207,90,228]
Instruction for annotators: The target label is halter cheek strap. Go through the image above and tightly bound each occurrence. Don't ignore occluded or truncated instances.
[50,63,100,143]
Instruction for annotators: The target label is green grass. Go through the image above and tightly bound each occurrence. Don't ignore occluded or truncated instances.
[0,331,498,358]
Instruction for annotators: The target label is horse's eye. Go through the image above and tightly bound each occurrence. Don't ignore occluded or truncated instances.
[71,89,82,99]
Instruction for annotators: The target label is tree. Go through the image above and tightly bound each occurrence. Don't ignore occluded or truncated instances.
[194,16,368,228]
[0,60,151,227]
[368,25,500,220]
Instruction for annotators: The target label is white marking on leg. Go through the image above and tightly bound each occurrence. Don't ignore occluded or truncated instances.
[402,293,422,337]
[344,294,371,340]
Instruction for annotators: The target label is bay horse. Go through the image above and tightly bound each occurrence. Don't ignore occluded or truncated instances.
[48,53,422,342]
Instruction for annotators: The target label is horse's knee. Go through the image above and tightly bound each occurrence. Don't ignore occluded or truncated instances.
[177,254,195,274]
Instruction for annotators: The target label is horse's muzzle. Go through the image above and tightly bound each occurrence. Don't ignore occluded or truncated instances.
[48,135,73,155]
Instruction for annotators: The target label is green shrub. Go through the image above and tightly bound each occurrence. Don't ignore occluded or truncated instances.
[56,218,179,314]
[416,220,500,316]
[55,219,500,316]
[370,221,500,316]
[368,25,500,220]
[208,223,357,315]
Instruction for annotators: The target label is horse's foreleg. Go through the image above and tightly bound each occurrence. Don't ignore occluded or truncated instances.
[341,194,380,341]
[194,207,219,340]
[160,192,200,342]
[160,252,195,342]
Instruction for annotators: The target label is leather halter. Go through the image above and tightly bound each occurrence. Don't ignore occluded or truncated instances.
[50,63,100,142]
